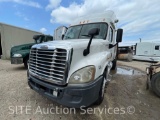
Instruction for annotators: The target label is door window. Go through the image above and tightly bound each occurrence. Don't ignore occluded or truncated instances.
[46,36,53,42]
[108,27,113,42]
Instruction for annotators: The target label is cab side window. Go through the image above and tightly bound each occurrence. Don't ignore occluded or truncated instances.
[46,36,53,42]
[108,27,113,43]
[155,46,160,50]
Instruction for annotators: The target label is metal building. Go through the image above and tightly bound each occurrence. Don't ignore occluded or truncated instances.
[0,23,42,59]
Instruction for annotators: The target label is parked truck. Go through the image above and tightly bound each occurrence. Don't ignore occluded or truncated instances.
[54,26,68,40]
[10,34,53,68]
[0,22,42,59]
[27,11,123,108]
[118,46,133,62]
[133,42,160,62]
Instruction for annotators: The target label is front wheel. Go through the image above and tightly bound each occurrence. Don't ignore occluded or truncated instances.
[24,57,29,69]
[95,68,108,105]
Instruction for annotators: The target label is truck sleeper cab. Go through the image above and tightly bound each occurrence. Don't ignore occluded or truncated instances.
[28,11,123,108]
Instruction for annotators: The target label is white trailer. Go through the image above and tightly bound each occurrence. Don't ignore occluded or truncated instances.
[54,26,68,40]
[0,23,42,59]
[133,42,160,62]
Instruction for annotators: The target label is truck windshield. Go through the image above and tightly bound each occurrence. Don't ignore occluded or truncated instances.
[63,23,108,40]
[34,36,44,44]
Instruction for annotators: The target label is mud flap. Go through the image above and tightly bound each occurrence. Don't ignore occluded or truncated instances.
[146,75,150,90]
[106,73,112,86]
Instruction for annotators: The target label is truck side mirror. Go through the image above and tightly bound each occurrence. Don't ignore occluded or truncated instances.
[62,34,65,40]
[109,29,123,49]
[33,35,39,40]
[116,29,123,43]
[88,28,100,36]
[83,28,100,56]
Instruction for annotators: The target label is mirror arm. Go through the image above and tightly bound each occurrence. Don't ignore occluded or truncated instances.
[83,35,93,56]
[62,34,64,40]
[109,42,118,49]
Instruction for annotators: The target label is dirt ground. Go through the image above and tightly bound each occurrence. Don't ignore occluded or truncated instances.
[0,60,160,120]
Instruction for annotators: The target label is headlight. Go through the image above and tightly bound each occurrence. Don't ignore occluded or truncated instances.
[13,54,22,57]
[69,66,96,84]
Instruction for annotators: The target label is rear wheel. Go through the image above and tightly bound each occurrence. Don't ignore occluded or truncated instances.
[151,72,160,97]
[95,68,108,105]
[24,57,29,69]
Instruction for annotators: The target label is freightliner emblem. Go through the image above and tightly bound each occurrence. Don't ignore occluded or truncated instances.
[40,45,48,49]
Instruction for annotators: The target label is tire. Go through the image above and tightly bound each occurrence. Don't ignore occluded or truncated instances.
[111,59,117,70]
[24,57,29,69]
[95,68,107,105]
[151,72,160,97]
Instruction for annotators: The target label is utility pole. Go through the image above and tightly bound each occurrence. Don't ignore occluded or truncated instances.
[139,38,141,42]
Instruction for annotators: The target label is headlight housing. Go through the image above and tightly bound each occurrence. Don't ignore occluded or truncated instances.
[69,66,96,84]
[13,54,22,57]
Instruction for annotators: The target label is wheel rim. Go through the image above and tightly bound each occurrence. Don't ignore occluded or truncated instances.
[102,75,106,97]
[102,81,105,97]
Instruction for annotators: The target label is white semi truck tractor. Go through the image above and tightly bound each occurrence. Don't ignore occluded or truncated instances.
[27,11,123,108]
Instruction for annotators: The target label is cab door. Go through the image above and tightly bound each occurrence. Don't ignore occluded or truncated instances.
[108,26,116,60]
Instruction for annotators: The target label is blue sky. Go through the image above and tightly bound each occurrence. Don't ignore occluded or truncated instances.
[0,0,160,44]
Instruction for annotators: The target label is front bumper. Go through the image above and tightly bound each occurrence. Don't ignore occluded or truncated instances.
[11,57,23,64]
[28,72,103,108]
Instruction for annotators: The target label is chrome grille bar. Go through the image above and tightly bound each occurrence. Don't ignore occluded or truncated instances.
[29,48,68,85]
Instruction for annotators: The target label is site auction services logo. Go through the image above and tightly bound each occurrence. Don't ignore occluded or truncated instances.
[9,105,135,115]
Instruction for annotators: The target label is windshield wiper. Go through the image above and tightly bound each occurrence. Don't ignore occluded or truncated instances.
[81,35,97,38]
[64,36,72,39]
[81,35,90,37]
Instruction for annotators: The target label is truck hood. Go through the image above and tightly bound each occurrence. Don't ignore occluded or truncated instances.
[11,43,35,57]
[32,39,106,50]
[11,43,35,51]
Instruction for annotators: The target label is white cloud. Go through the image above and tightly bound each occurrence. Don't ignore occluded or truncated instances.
[24,17,29,21]
[49,0,160,41]
[0,0,42,8]
[40,28,47,33]
[46,0,61,10]
[15,11,29,21]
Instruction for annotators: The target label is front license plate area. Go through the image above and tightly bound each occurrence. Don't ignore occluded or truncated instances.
[11,58,23,64]
[53,89,58,97]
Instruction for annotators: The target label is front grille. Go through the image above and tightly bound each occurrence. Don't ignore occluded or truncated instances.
[29,48,68,85]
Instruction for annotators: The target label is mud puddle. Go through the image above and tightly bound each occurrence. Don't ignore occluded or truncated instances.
[111,66,145,76]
